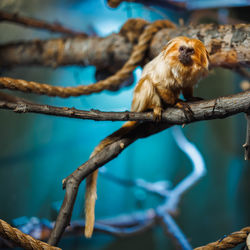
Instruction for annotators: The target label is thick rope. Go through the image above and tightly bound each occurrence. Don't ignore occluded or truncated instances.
[0,219,61,250]
[0,217,249,249]
[0,19,175,98]
[195,227,250,250]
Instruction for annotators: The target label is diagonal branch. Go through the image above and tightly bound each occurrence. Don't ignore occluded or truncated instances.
[46,91,250,246]
[0,10,87,36]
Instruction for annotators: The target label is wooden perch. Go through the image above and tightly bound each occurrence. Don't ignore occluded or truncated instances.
[0,91,249,123]
[0,23,249,71]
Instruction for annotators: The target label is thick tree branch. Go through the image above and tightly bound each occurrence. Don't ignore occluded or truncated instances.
[0,10,87,36]
[0,34,130,71]
[243,112,250,160]
[46,91,250,246]
[0,23,249,71]
[0,91,249,124]
[0,20,175,97]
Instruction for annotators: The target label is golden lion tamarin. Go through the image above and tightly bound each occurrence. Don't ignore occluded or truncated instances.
[84,36,209,238]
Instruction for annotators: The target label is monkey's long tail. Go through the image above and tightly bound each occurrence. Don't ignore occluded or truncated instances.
[84,121,138,238]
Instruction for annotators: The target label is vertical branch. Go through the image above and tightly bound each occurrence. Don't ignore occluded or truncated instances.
[243,112,250,160]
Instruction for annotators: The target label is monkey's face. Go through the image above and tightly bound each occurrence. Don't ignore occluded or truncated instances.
[163,36,209,70]
[178,45,194,66]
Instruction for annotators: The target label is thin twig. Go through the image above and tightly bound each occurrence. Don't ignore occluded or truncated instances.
[0,10,87,36]
[100,167,170,197]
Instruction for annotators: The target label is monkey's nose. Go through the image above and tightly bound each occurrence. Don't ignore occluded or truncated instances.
[178,54,192,65]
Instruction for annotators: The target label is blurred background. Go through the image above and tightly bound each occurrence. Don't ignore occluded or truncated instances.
[0,0,249,249]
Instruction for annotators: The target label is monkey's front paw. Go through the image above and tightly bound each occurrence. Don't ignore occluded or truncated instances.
[175,101,194,120]
[153,107,163,121]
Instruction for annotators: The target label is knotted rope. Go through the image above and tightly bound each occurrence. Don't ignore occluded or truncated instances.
[0,19,175,97]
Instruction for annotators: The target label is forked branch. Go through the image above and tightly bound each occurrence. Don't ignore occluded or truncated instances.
[45,91,250,246]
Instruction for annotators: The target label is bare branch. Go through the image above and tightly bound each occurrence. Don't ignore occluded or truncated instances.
[0,10,87,36]
[0,91,249,123]
[0,23,249,71]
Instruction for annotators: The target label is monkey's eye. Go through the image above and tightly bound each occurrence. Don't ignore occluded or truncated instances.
[179,46,185,52]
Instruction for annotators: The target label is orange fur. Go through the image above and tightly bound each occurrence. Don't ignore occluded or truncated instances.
[84,121,137,238]
[84,36,209,238]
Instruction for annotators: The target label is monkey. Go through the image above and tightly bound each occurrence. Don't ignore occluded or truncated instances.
[84,36,209,238]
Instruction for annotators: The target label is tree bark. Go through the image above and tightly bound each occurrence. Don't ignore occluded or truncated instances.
[0,23,249,71]
[0,91,249,124]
